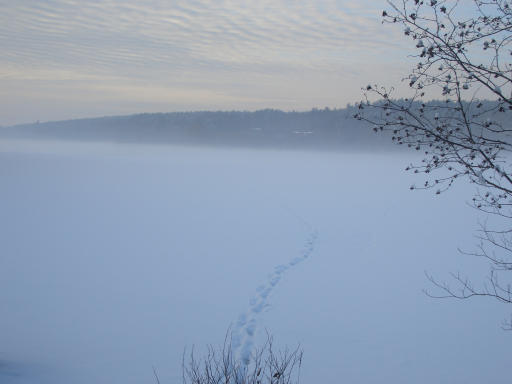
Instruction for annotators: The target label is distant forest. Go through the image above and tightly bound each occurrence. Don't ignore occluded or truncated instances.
[0,101,506,151]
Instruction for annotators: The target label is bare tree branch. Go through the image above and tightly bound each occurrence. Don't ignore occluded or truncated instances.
[360,0,512,329]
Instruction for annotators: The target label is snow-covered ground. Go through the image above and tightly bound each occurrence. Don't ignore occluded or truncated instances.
[0,139,509,384]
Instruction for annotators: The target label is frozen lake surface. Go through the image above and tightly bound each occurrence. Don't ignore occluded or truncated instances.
[0,139,510,383]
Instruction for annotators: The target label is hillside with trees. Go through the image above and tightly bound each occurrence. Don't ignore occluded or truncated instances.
[3,104,507,152]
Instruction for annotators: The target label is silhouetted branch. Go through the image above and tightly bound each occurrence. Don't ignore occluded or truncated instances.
[360,0,512,329]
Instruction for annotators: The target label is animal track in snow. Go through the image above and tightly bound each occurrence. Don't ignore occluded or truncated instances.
[231,228,318,366]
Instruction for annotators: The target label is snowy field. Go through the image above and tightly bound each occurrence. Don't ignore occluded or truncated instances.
[0,139,510,384]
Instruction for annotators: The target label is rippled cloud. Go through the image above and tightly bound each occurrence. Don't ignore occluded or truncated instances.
[0,0,410,125]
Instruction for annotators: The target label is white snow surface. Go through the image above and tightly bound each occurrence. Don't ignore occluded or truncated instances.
[233,227,318,366]
[0,139,510,384]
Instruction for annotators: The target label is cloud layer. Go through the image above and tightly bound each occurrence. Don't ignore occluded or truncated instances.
[0,0,410,125]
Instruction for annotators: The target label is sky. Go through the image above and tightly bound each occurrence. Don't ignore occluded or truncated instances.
[0,0,411,126]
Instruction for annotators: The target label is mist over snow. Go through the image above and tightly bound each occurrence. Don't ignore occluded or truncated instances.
[3,102,507,152]
[0,139,509,384]
[0,108,391,152]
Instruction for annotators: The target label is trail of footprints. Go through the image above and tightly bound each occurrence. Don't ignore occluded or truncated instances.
[232,229,319,365]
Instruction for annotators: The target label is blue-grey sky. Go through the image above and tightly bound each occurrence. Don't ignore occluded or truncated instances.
[0,0,410,126]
